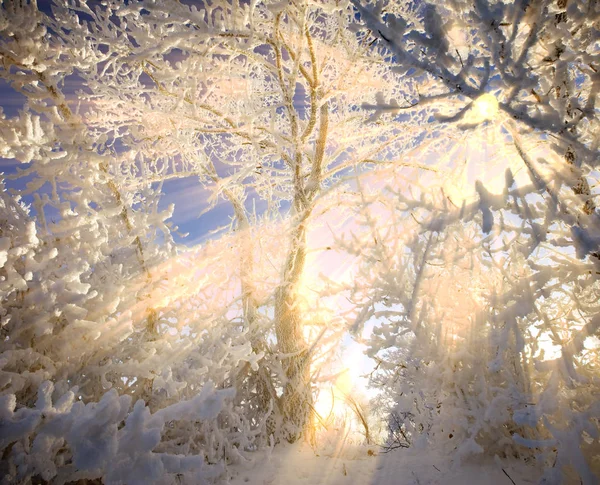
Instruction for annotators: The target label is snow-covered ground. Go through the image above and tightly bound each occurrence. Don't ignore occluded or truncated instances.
[228,442,542,485]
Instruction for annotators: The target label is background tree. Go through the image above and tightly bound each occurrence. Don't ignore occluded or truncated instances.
[348,0,600,482]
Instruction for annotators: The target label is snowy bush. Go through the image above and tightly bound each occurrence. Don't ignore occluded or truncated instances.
[0,379,234,484]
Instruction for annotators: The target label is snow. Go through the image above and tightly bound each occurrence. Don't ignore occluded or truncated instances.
[228,442,541,485]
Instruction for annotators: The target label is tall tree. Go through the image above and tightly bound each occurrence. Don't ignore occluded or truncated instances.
[61,0,418,441]
[0,4,420,483]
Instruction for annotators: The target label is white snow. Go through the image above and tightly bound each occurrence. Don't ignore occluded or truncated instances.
[227,442,541,485]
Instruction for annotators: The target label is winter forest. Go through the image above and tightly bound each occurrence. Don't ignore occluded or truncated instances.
[0,0,599,483]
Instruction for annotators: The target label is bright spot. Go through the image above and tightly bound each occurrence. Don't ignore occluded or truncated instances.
[471,93,499,123]
[537,334,562,361]
[314,370,354,424]
[312,339,377,443]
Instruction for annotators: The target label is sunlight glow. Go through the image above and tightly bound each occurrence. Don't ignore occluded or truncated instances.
[471,93,499,123]
[439,95,560,205]
[312,337,374,442]
[314,370,353,424]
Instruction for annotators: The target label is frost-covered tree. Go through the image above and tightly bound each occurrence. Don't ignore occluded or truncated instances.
[58,0,435,443]
[0,0,425,481]
[347,0,600,482]
[56,0,399,443]
[0,1,251,481]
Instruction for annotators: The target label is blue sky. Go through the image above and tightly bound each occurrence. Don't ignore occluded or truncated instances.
[0,55,233,246]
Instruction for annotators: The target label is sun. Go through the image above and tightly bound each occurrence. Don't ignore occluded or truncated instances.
[471,93,499,123]
[438,92,535,204]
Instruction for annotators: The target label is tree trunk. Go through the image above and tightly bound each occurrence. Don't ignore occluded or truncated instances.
[274,213,313,442]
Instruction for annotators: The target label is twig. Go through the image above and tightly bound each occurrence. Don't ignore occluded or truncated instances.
[502,468,517,485]
[456,49,464,68]
[433,465,441,472]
